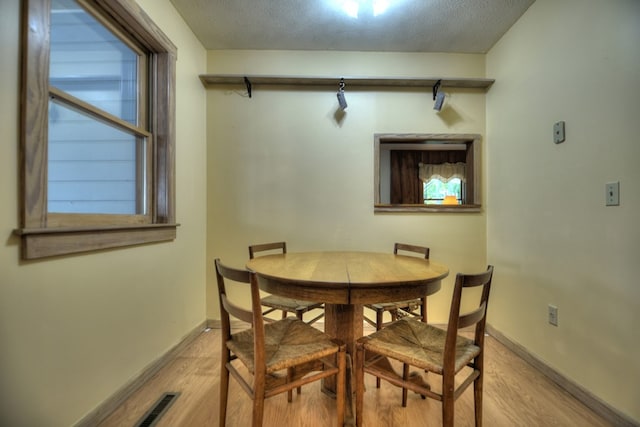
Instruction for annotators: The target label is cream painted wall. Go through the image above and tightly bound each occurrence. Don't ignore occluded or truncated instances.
[6,0,636,424]
[0,1,207,426]
[486,0,640,422]
[206,50,488,322]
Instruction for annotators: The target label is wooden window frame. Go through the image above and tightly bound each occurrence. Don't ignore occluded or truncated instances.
[374,133,482,213]
[15,0,178,259]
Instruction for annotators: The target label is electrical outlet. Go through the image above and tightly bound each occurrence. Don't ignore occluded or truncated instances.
[548,305,558,326]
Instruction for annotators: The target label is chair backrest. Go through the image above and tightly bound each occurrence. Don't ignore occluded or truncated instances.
[444,265,494,369]
[214,258,266,353]
[248,241,287,259]
[394,242,430,259]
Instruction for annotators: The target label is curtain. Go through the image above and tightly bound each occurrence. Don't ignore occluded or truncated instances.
[419,162,466,183]
[390,151,422,203]
[389,150,466,204]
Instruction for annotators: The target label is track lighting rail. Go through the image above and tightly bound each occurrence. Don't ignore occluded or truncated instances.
[199,74,494,90]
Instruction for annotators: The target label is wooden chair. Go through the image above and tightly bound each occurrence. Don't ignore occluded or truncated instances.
[356,265,494,427]
[364,243,431,330]
[215,258,346,427]
[249,242,324,325]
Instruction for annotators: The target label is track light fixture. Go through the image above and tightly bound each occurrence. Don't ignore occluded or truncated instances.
[337,78,348,110]
[432,79,445,111]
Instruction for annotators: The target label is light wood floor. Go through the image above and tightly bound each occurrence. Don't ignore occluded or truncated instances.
[97,326,612,427]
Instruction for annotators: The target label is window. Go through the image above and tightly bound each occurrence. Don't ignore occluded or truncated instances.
[424,178,462,205]
[16,0,177,259]
[48,1,147,217]
[374,134,481,212]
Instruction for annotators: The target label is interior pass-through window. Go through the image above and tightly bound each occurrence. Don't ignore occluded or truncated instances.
[374,133,481,212]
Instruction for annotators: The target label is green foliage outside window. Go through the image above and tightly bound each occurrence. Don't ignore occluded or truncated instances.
[424,178,461,204]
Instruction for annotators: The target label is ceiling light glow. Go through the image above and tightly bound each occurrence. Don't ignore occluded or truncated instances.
[334,0,396,19]
[372,0,390,16]
[342,0,360,18]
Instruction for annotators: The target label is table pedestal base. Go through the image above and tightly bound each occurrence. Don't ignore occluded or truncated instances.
[322,303,362,425]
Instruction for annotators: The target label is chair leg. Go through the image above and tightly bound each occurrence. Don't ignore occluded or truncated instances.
[219,355,230,427]
[355,343,365,427]
[421,296,430,383]
[294,309,304,395]
[375,311,383,388]
[375,310,383,331]
[252,399,265,427]
[442,373,455,427]
[402,363,409,407]
[474,366,483,427]
[252,380,266,427]
[420,297,428,323]
[286,367,294,402]
[419,298,429,381]
[336,349,346,427]
[474,375,483,427]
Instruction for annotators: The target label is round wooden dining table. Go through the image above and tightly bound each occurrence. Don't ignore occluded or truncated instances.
[247,251,448,351]
[246,251,449,402]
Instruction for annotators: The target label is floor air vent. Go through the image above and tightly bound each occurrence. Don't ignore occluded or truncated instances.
[135,392,180,427]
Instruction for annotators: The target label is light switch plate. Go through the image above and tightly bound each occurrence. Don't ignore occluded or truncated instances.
[548,304,558,326]
[606,182,620,206]
[553,121,565,144]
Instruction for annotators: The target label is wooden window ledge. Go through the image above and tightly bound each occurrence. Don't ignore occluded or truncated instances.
[13,224,179,259]
[374,204,481,213]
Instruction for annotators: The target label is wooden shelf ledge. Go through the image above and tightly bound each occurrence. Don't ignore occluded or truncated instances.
[199,74,494,90]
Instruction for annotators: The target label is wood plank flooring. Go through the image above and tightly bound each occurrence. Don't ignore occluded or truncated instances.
[97,326,612,427]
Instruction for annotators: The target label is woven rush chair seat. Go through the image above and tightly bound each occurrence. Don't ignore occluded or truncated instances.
[228,317,341,374]
[249,242,325,325]
[360,318,480,375]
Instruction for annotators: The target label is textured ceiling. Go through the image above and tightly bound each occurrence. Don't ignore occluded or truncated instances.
[169,0,535,53]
